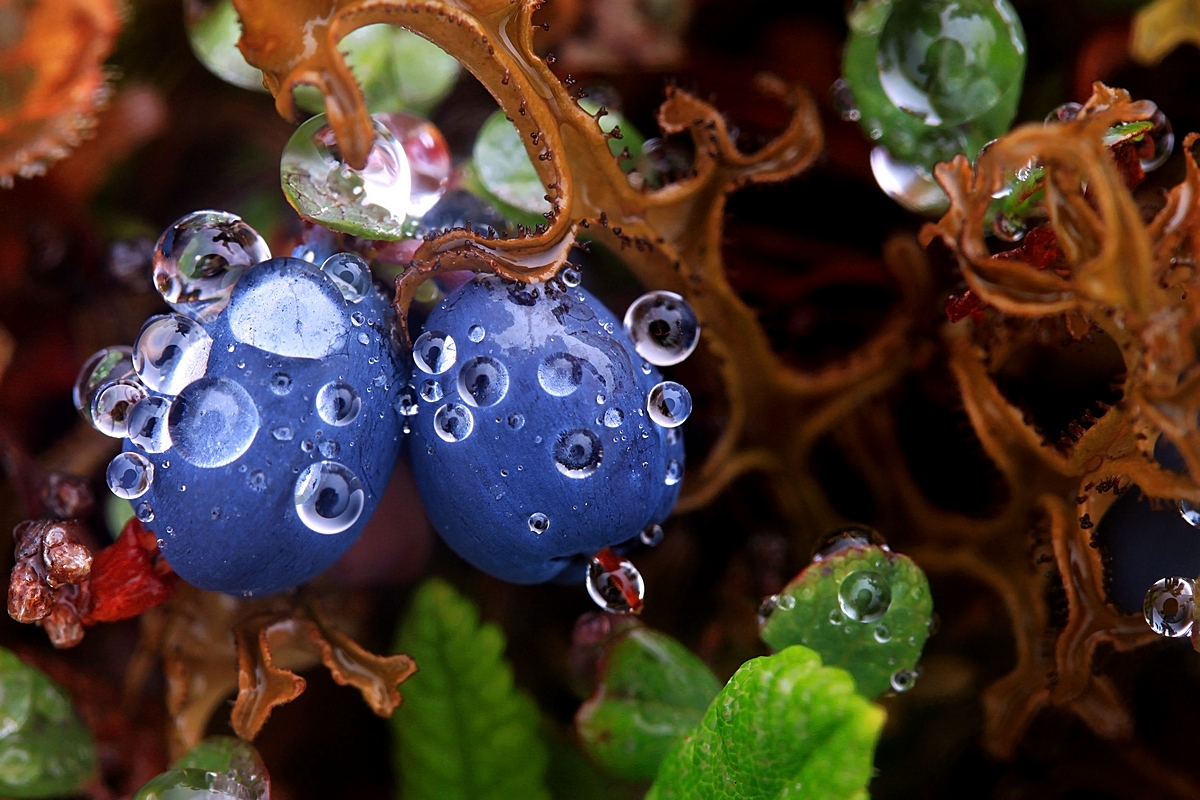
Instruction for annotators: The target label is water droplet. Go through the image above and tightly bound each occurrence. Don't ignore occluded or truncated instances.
[457,356,509,407]
[640,523,664,546]
[869,147,948,215]
[358,332,371,345]
[838,570,892,623]
[624,291,701,366]
[319,439,340,458]
[434,403,474,442]
[247,470,268,492]
[537,352,584,396]
[1144,576,1195,637]
[321,252,373,303]
[778,594,796,611]
[168,376,260,468]
[280,113,413,238]
[596,394,606,405]
[1044,102,1082,124]
[294,461,365,534]
[560,266,581,287]
[73,346,135,420]
[395,385,419,416]
[210,506,221,520]
[420,379,443,402]
[641,362,652,375]
[127,396,173,452]
[467,324,486,343]
[647,381,692,428]
[757,595,779,626]
[507,412,525,430]
[874,624,891,643]
[1138,104,1174,172]
[378,111,452,217]
[133,314,213,395]
[586,553,645,613]
[136,501,155,523]
[831,77,860,121]
[812,524,889,561]
[106,452,154,499]
[1180,500,1200,527]
[301,439,315,453]
[153,210,269,320]
[227,257,349,358]
[413,330,457,374]
[269,372,292,395]
[184,0,266,90]
[91,380,148,438]
[528,512,550,533]
[351,311,366,326]
[553,429,603,478]
[598,408,624,429]
[664,458,683,486]
[829,609,844,625]
[315,382,362,426]
[890,668,918,693]
[271,425,294,441]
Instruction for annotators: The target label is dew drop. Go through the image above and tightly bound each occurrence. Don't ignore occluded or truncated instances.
[829,609,844,625]
[1179,500,1200,528]
[315,382,362,426]
[603,408,624,428]
[136,501,155,523]
[127,396,173,452]
[647,381,692,428]
[869,146,948,215]
[293,461,365,534]
[1144,576,1195,637]
[586,553,644,614]
[624,290,701,366]
[413,330,457,374]
[507,412,525,430]
[247,470,268,492]
[395,385,419,416]
[153,210,269,320]
[269,372,292,395]
[757,595,779,626]
[874,624,891,643]
[528,512,550,534]
[320,252,373,303]
[537,352,584,396]
[301,439,315,453]
[271,426,294,441]
[777,594,796,611]
[553,429,603,478]
[434,403,474,442]
[73,346,135,421]
[420,379,443,403]
[890,668,919,693]
[838,571,892,623]
[457,356,509,407]
[350,311,366,327]
[168,376,260,468]
[560,266,581,287]
[358,332,371,345]
[319,439,340,458]
[226,257,349,358]
[132,314,213,395]
[91,380,148,438]
[639,523,664,547]
[467,324,486,342]
[664,458,683,486]
[106,452,154,499]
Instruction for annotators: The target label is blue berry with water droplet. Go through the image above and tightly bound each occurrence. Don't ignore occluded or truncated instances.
[406,275,685,583]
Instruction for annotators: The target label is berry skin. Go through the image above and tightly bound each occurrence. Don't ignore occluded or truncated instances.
[407,275,685,584]
[122,256,406,596]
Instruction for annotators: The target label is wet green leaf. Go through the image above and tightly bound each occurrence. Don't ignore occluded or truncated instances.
[392,579,550,800]
[133,736,269,800]
[646,646,884,800]
[576,625,720,781]
[471,110,553,218]
[0,647,96,798]
[759,544,933,698]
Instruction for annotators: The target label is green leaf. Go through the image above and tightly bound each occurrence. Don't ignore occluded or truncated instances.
[646,646,884,800]
[105,493,134,540]
[0,647,96,798]
[759,545,933,698]
[471,110,553,217]
[576,625,720,781]
[392,579,550,800]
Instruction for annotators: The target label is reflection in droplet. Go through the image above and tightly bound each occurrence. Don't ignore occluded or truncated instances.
[127,396,173,453]
[320,252,373,303]
[153,210,270,320]
[395,385,419,416]
[553,429,603,478]
[757,595,779,627]
[184,0,266,90]
[378,111,452,217]
[874,624,891,643]
[294,461,365,534]
[1137,104,1174,172]
[168,376,261,468]
[457,356,509,407]
[73,346,135,420]
[838,570,892,623]
[507,412,525,431]
[315,382,362,426]
[890,668,918,693]
[586,552,645,614]
[135,501,155,523]
[434,403,474,442]
[413,330,457,374]
[538,352,585,396]
[528,512,550,534]
[647,381,692,428]
[664,458,683,486]
[467,324,486,343]
[560,266,581,287]
[624,291,701,366]
[106,452,154,499]
[133,314,214,396]
[420,379,443,402]
[640,523,664,547]
[91,381,148,438]
[1144,576,1195,637]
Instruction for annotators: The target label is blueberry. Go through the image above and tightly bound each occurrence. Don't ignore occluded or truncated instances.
[407,275,684,584]
[110,255,406,596]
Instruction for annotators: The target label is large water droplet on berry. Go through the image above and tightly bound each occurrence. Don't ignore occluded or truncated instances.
[315,382,362,426]
[153,210,270,321]
[623,291,700,366]
[320,252,373,303]
[586,552,645,614]
[226,258,350,359]
[91,380,147,438]
[528,512,550,534]
[378,111,451,217]
[434,403,474,442]
[294,461,365,534]
[538,353,585,396]
[413,330,457,374]
[838,570,892,623]
[106,452,154,499]
[647,381,692,428]
[73,346,135,420]
[280,113,413,239]
[1144,576,1195,637]
[127,396,173,453]
[168,377,261,468]
[457,356,509,407]
[553,429,603,479]
[133,314,213,396]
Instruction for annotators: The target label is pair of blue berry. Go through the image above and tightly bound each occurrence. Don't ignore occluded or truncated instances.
[81,210,698,600]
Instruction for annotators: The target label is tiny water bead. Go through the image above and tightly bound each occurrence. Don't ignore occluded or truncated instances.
[420,379,444,403]
[320,252,373,303]
[623,291,701,366]
[647,381,692,428]
[1144,576,1195,637]
[640,523,664,546]
[538,352,585,396]
[269,372,292,395]
[280,113,413,239]
[507,412,525,430]
[184,0,265,91]
[152,210,270,321]
[133,314,214,396]
[136,501,155,523]
[413,330,457,374]
[757,595,780,627]
[553,429,604,479]
[603,408,624,428]
[586,551,645,614]
[293,461,365,534]
[467,324,486,343]
[127,396,173,453]
[664,458,683,486]
[106,452,154,500]
[315,382,362,426]
[837,570,892,623]
[1134,104,1174,173]
[456,356,510,407]
[434,403,474,442]
[528,512,550,534]
[91,381,148,438]
[73,346,135,419]
[560,266,581,287]
[271,426,294,442]
[168,376,261,469]
[395,385,419,416]
[1180,500,1200,528]
[890,668,919,693]
[874,624,892,643]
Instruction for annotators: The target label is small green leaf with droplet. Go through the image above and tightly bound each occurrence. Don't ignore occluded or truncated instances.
[576,625,721,781]
[133,735,270,799]
[646,645,884,800]
[392,579,550,800]
[472,110,553,218]
[759,544,933,698]
[0,647,96,798]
